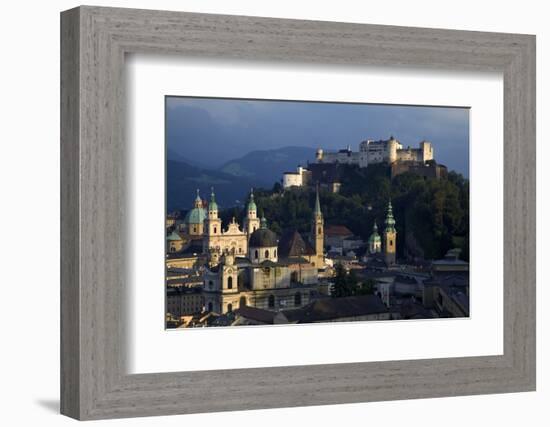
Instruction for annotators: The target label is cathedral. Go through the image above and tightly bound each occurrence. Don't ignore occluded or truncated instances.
[368,201,397,266]
[170,187,326,314]
[202,189,259,257]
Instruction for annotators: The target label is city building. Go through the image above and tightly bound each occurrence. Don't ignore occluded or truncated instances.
[166,286,204,318]
[315,136,434,168]
[202,189,252,256]
[282,295,391,323]
[324,225,354,249]
[198,187,326,315]
[166,230,184,253]
[282,166,312,189]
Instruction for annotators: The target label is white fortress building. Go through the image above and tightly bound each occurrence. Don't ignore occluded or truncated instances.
[282,166,312,189]
[315,136,434,168]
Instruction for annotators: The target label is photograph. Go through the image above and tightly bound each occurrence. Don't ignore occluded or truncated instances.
[164,96,470,328]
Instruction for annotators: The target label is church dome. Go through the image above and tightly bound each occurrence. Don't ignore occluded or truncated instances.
[184,189,207,225]
[184,206,206,225]
[368,232,381,244]
[368,222,381,244]
[249,227,278,248]
[167,230,183,241]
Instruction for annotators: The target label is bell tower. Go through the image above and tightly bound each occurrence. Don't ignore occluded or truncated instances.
[383,200,397,265]
[311,185,324,267]
[203,188,222,253]
[243,189,260,238]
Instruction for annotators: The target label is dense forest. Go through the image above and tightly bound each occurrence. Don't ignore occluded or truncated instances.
[218,163,469,262]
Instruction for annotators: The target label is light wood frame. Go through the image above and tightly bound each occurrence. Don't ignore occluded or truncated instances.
[60,5,536,420]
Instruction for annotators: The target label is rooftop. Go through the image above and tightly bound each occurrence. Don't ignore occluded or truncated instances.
[278,229,316,259]
[234,306,280,324]
[325,225,353,237]
[282,295,388,323]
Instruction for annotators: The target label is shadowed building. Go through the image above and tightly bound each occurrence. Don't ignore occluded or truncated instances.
[282,294,390,323]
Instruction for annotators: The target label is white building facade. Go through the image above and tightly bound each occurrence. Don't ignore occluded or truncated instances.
[316,137,434,168]
[282,166,312,189]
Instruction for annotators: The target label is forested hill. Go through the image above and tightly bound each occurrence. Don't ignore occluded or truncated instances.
[223,164,469,262]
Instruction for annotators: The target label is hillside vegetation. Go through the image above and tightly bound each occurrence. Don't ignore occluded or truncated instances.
[220,164,469,261]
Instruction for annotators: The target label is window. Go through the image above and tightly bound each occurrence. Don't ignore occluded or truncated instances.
[268,295,275,308]
[170,246,175,253]
[213,226,217,234]
[265,249,269,258]
[253,226,256,232]
[318,227,322,234]
[227,276,233,289]
[193,226,197,233]
[274,249,277,257]
[238,247,242,253]
[254,250,259,259]
[390,240,393,246]
[207,302,213,312]
[208,280,213,289]
[294,292,302,306]
[227,303,233,313]
[239,296,247,308]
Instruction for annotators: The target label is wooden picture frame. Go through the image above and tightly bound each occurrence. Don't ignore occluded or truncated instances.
[60,5,536,420]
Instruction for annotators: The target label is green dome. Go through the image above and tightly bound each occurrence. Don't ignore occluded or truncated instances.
[167,230,183,241]
[384,201,396,231]
[247,189,257,212]
[184,206,206,225]
[368,222,381,244]
[368,232,381,244]
[209,188,218,211]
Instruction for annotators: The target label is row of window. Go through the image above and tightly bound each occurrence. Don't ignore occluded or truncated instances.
[267,293,302,308]
[205,293,304,314]
[253,249,276,259]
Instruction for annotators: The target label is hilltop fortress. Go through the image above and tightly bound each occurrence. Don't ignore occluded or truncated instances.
[315,136,433,167]
[282,136,446,191]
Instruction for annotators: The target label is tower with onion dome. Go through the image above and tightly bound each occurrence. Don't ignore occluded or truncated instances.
[368,221,382,254]
[243,189,261,239]
[383,200,397,265]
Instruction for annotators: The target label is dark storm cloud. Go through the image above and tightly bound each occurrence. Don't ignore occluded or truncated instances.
[166,97,469,177]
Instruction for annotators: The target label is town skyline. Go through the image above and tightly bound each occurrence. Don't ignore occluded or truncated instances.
[165,96,470,329]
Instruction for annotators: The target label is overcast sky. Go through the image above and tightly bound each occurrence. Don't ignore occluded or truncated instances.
[166,96,469,177]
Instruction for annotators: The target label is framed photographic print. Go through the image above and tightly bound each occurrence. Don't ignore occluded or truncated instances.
[61,6,536,420]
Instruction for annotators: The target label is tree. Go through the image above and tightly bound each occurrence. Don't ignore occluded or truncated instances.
[272,181,283,193]
[356,278,376,295]
[219,165,469,261]
[331,264,358,298]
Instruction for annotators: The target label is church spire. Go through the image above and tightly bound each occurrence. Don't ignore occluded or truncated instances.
[383,200,397,265]
[311,184,324,268]
[209,187,218,211]
[313,184,322,218]
[194,188,202,208]
[385,200,396,232]
[247,188,257,216]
